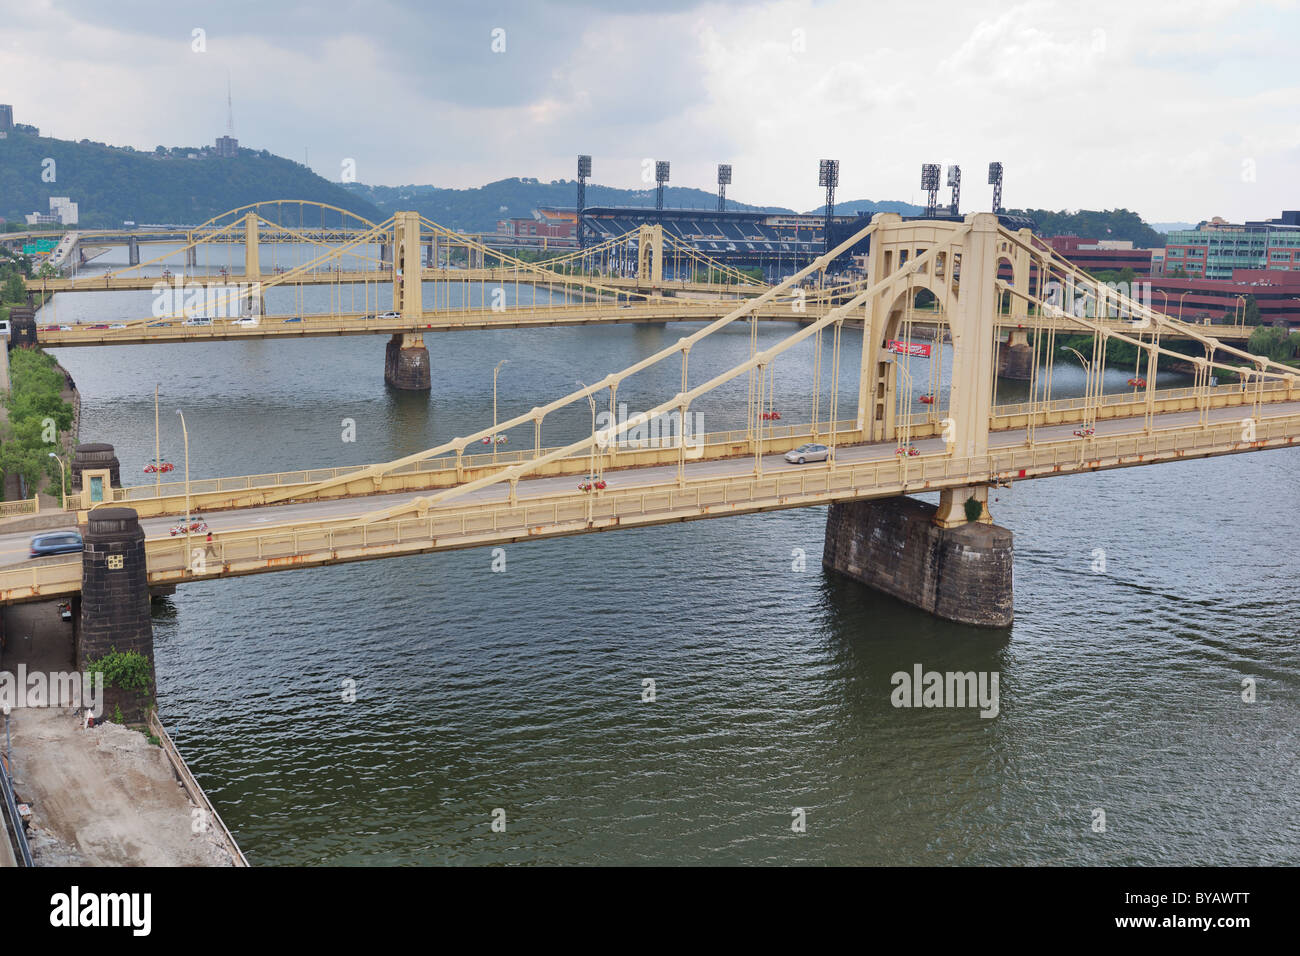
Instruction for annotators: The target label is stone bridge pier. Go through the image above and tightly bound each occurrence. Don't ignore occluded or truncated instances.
[76,507,157,723]
[384,333,431,390]
[997,328,1033,380]
[822,487,1013,628]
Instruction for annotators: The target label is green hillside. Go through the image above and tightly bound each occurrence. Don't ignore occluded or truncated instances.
[344,178,791,233]
[1004,207,1166,247]
[807,199,924,217]
[0,130,380,228]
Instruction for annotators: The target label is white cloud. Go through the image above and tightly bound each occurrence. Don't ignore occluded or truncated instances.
[0,0,1295,222]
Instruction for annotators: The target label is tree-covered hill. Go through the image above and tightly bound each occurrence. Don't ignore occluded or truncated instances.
[1004,207,1166,247]
[0,130,380,227]
[344,178,792,233]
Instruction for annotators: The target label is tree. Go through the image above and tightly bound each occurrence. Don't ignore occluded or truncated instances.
[2,273,25,303]
[1242,294,1260,326]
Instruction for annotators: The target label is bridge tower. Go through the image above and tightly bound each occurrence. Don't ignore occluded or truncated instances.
[385,210,431,390]
[241,213,266,315]
[994,227,1036,381]
[831,211,1014,627]
[243,212,260,281]
[637,224,663,287]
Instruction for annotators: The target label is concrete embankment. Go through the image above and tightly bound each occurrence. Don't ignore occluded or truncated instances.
[5,707,238,866]
[1,589,246,866]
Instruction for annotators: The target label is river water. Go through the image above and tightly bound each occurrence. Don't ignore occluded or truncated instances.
[40,244,1300,865]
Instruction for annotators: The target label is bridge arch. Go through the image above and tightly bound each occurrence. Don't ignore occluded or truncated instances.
[191,200,379,234]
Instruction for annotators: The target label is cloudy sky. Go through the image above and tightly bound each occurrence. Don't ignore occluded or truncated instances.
[2,0,1296,220]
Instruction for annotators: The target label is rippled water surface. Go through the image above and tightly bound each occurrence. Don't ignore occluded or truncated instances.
[44,253,1300,865]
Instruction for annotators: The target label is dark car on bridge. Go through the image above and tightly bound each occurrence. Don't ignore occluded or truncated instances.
[29,531,84,558]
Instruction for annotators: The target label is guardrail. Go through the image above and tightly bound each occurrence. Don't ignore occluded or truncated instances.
[147,712,248,867]
[1,735,34,867]
[136,411,1300,580]
[0,497,39,519]
[84,377,1300,518]
[5,411,1299,603]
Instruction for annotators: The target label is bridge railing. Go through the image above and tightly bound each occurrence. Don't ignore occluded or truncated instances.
[110,418,863,503]
[8,411,1298,603]
[133,411,1300,580]
[102,372,1296,510]
[0,559,83,604]
[991,378,1291,420]
[0,496,40,518]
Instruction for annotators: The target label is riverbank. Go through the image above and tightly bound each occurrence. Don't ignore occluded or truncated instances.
[5,707,236,866]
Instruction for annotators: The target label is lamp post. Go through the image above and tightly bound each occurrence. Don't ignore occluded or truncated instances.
[47,452,66,507]
[175,409,191,547]
[1157,290,1169,316]
[577,380,597,522]
[154,384,161,496]
[492,359,509,463]
[1234,294,1246,329]
[1177,290,1191,322]
[1060,346,1095,431]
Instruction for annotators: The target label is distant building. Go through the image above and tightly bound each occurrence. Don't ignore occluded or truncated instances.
[1047,235,1155,275]
[495,210,576,243]
[0,104,12,131]
[1164,211,1300,279]
[24,212,59,226]
[214,135,239,157]
[48,197,79,225]
[1147,270,1300,328]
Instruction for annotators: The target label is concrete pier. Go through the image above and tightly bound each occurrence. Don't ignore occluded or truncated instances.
[76,507,156,722]
[384,333,431,390]
[997,328,1033,380]
[823,494,1013,628]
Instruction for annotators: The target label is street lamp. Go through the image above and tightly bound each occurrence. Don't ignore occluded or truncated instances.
[48,452,66,507]
[1177,290,1191,322]
[175,409,191,547]
[1157,290,1169,316]
[154,384,161,496]
[576,380,597,521]
[1059,346,1096,431]
[1234,294,1247,329]
[492,359,509,463]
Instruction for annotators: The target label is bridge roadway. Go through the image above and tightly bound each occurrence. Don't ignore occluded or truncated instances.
[2,398,1297,602]
[34,306,1256,347]
[33,269,758,296]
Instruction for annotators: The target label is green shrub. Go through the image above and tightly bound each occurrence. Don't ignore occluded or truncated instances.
[88,648,153,692]
[964,496,983,523]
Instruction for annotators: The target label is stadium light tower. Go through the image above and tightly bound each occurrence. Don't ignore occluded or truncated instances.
[577,154,591,249]
[818,159,839,254]
[947,164,961,216]
[717,164,731,213]
[921,163,941,217]
[988,162,1004,214]
[655,161,670,222]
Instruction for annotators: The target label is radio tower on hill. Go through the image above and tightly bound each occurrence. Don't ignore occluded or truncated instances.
[215,73,239,158]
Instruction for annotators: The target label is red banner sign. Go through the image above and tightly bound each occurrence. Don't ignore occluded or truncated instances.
[889,340,931,357]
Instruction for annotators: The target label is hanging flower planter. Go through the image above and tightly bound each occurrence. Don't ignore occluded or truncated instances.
[143,460,175,474]
[1127,377,1146,388]
[761,411,782,421]
[919,394,935,405]
[1073,427,1096,438]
